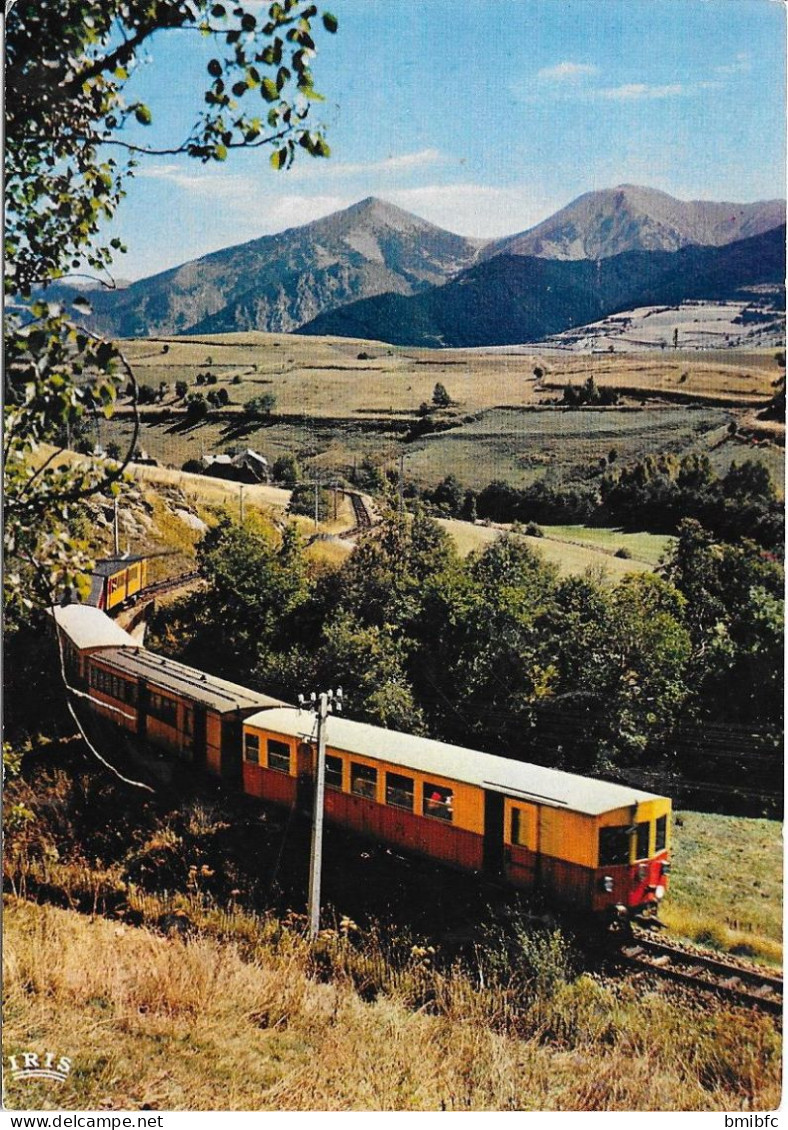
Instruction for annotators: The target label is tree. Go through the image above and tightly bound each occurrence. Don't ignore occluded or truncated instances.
[432,382,451,409]
[162,515,311,679]
[207,387,229,407]
[247,393,277,417]
[175,380,189,399]
[185,392,209,422]
[4,0,337,620]
[272,453,300,485]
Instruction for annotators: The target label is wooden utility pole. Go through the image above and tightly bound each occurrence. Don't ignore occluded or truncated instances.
[299,687,343,939]
[113,497,120,556]
[398,452,405,520]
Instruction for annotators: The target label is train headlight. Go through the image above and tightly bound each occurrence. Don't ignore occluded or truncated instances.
[655,885,665,901]
[602,876,614,893]
[661,861,671,876]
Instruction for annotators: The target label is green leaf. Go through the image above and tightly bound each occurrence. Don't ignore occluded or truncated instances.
[208,58,223,78]
[322,11,338,32]
[270,148,288,170]
[261,78,279,102]
[134,105,152,126]
[215,143,228,160]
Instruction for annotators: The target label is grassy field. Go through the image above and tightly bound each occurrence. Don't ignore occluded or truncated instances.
[661,812,783,965]
[436,519,661,579]
[120,333,780,416]
[88,332,786,498]
[403,405,744,490]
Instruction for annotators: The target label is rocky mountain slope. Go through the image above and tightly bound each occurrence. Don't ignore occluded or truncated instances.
[300,225,786,348]
[47,187,785,344]
[481,185,785,261]
[76,198,485,337]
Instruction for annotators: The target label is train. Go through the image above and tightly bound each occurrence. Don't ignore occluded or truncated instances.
[87,554,149,612]
[53,603,671,925]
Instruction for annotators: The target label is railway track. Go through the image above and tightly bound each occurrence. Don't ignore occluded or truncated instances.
[141,570,202,599]
[621,931,783,1015]
[349,492,372,531]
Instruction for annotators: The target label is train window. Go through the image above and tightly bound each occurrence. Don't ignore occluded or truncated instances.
[386,772,414,811]
[350,763,377,800]
[599,826,630,866]
[243,733,260,764]
[325,755,343,790]
[267,739,291,774]
[635,822,650,860]
[148,692,177,727]
[655,815,668,853]
[423,783,453,822]
[183,708,193,738]
[511,807,532,847]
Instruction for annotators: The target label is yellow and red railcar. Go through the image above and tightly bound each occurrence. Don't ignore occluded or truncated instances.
[53,606,672,923]
[242,709,671,923]
[88,555,149,612]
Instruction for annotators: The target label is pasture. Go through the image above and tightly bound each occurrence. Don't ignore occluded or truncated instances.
[435,518,667,579]
[120,332,780,417]
[101,332,783,496]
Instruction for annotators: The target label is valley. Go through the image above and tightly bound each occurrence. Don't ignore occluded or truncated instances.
[100,332,784,497]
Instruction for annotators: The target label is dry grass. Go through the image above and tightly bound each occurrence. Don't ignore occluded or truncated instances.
[120,333,777,417]
[3,897,781,1112]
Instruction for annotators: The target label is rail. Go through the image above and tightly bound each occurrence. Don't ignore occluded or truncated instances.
[621,930,783,1015]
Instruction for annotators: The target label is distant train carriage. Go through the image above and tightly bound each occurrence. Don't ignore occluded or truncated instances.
[54,605,285,781]
[88,555,149,612]
[242,709,671,922]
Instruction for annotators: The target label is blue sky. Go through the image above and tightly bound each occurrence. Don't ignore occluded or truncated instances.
[101,0,786,279]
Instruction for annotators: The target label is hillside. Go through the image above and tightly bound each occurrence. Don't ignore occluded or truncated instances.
[481,185,785,261]
[58,198,485,338]
[300,226,786,347]
[3,798,781,1111]
[40,188,785,344]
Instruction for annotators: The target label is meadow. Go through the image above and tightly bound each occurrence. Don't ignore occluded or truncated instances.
[100,333,783,494]
[2,802,782,1112]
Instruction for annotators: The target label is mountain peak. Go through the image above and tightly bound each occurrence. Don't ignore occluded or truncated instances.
[483,186,786,262]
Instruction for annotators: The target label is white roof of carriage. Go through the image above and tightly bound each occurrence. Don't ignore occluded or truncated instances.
[50,604,138,650]
[244,707,665,816]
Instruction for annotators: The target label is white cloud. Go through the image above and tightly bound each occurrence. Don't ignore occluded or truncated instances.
[715,53,752,77]
[536,61,599,82]
[385,184,564,239]
[595,82,688,101]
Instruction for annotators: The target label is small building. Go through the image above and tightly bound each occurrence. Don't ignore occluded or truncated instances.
[199,449,270,484]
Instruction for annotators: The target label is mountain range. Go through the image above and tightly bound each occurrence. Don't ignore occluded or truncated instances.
[57,185,785,347]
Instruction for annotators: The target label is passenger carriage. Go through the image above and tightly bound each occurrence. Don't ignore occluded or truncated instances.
[52,605,671,922]
[242,708,671,922]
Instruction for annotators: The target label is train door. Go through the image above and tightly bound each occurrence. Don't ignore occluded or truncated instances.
[483,790,505,877]
[296,741,314,814]
[220,716,243,785]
